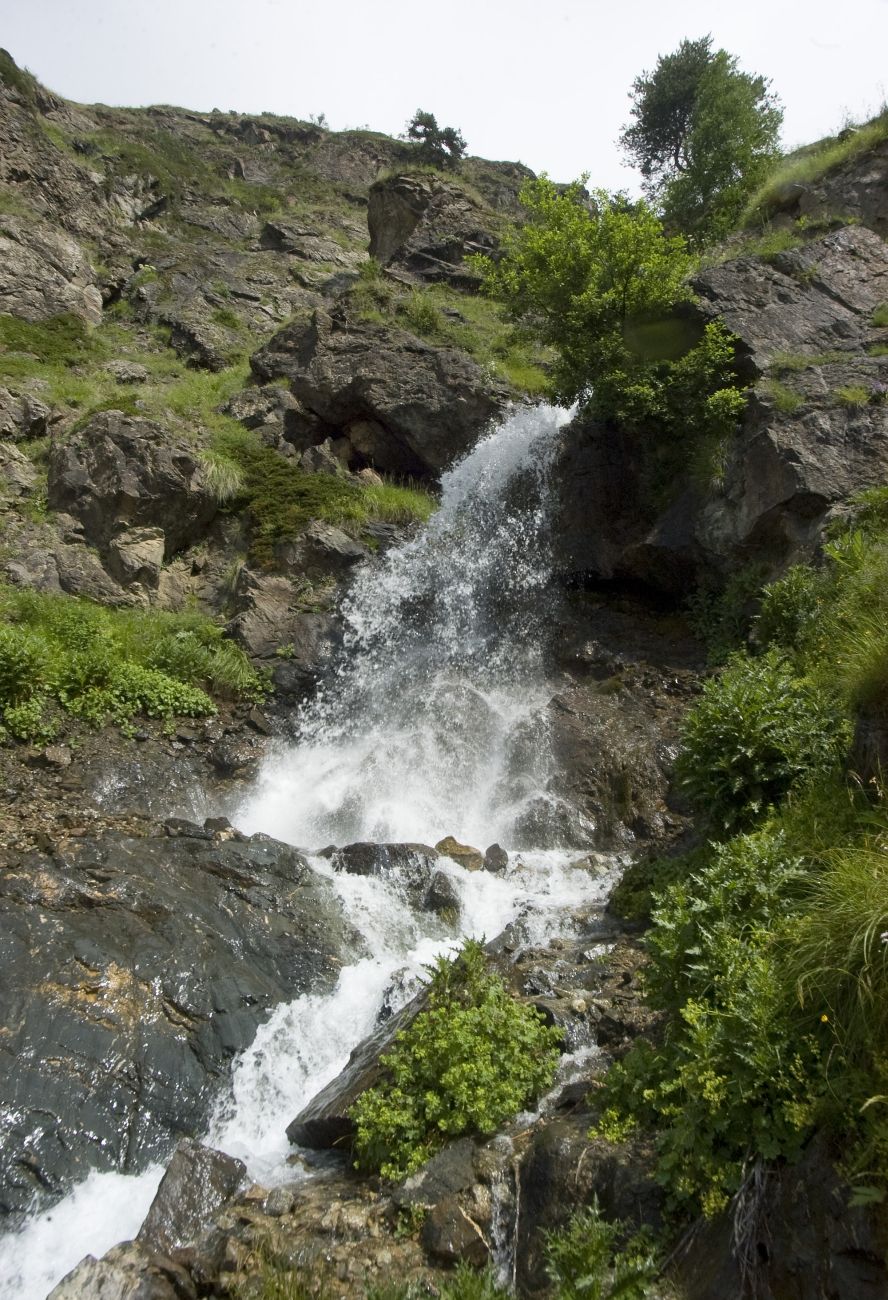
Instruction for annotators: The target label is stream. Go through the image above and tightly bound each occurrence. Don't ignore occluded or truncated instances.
[0,403,617,1298]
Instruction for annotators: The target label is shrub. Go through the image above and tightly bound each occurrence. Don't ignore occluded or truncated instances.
[755,565,828,659]
[677,649,849,833]
[349,940,561,1180]
[544,1201,658,1300]
[599,829,823,1217]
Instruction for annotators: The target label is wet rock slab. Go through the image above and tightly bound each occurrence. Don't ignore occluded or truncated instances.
[0,827,360,1221]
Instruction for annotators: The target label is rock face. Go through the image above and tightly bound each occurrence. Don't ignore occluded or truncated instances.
[0,215,102,323]
[0,827,358,1219]
[759,137,888,239]
[251,310,509,477]
[47,411,218,557]
[367,173,498,287]
[675,1134,888,1300]
[555,226,888,592]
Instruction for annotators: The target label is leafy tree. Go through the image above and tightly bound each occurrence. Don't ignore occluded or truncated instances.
[621,36,783,243]
[475,176,694,406]
[406,109,467,170]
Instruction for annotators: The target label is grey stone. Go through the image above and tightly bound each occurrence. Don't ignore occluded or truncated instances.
[47,412,218,557]
[107,526,166,588]
[138,1139,245,1254]
[251,310,508,477]
[483,843,509,872]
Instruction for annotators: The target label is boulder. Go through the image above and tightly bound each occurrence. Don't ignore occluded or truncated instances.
[367,174,497,288]
[107,526,166,588]
[422,869,462,917]
[0,386,50,441]
[259,220,363,267]
[435,836,483,872]
[138,1139,245,1254]
[105,360,148,384]
[227,567,336,665]
[47,412,218,557]
[420,1194,490,1268]
[276,520,369,578]
[332,842,440,905]
[251,310,508,477]
[0,831,359,1218]
[48,1241,192,1300]
[483,843,509,872]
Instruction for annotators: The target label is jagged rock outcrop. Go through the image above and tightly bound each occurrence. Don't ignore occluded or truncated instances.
[47,411,218,557]
[0,826,358,1219]
[0,216,102,324]
[556,226,888,591]
[251,309,510,476]
[368,173,498,287]
[759,137,888,238]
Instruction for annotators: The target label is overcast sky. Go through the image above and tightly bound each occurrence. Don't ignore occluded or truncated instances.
[3,0,888,189]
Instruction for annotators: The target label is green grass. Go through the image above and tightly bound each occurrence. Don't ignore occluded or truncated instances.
[743,110,888,225]
[835,385,872,408]
[0,50,40,105]
[214,428,436,565]
[0,584,266,742]
[348,276,550,397]
[761,377,804,413]
[873,304,888,329]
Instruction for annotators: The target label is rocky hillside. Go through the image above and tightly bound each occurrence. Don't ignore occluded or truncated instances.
[6,45,888,1300]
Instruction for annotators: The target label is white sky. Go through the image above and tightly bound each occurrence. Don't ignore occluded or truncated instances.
[3,0,888,190]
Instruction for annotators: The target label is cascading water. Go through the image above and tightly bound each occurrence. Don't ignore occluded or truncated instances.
[0,404,615,1299]
[236,402,579,848]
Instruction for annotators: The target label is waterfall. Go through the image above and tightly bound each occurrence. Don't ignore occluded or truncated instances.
[236,402,579,849]
[0,403,613,1299]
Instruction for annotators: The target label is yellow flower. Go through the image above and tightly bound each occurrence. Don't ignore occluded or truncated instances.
[820,1014,829,1023]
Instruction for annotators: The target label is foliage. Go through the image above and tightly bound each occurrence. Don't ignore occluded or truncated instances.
[0,585,265,741]
[600,829,823,1217]
[0,312,101,371]
[349,940,561,1180]
[621,36,782,244]
[473,179,746,478]
[686,562,768,664]
[677,649,849,833]
[544,1202,658,1300]
[835,384,871,408]
[406,109,467,170]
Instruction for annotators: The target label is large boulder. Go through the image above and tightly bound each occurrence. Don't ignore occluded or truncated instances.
[47,411,218,557]
[0,828,359,1219]
[138,1139,245,1255]
[367,173,496,287]
[251,310,508,477]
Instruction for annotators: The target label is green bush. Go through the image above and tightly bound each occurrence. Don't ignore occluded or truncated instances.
[677,649,849,833]
[599,829,823,1217]
[349,940,561,1180]
[0,586,266,741]
[544,1201,658,1300]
